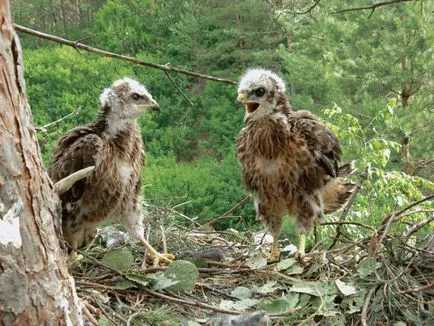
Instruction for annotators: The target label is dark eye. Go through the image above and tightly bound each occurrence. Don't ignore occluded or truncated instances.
[255,87,265,97]
[131,93,140,100]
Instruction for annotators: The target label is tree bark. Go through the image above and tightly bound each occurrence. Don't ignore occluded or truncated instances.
[0,1,82,324]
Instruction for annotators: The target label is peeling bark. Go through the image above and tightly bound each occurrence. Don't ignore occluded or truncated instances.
[0,1,82,324]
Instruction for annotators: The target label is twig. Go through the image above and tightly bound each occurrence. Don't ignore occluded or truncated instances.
[82,301,99,326]
[164,71,193,105]
[399,281,434,295]
[293,0,320,14]
[14,24,237,86]
[54,166,95,195]
[143,288,241,315]
[320,221,375,232]
[329,167,368,250]
[373,213,395,256]
[35,107,80,132]
[361,288,376,326]
[144,203,201,227]
[403,215,434,240]
[332,0,416,18]
[74,33,97,44]
[201,196,250,227]
[378,194,434,233]
[268,306,302,318]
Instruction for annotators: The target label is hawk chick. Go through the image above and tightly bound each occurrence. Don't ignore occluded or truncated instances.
[236,69,355,260]
[49,77,174,266]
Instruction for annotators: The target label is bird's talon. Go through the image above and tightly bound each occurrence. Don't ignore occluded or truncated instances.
[148,252,175,266]
[68,253,84,268]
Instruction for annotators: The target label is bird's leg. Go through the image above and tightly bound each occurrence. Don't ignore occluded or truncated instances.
[68,239,84,268]
[268,235,281,262]
[297,234,306,257]
[139,237,175,267]
[120,209,175,267]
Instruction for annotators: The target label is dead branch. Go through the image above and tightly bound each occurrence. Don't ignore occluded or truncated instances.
[36,107,80,132]
[403,215,434,240]
[164,71,194,106]
[378,194,434,232]
[361,288,376,326]
[332,0,416,18]
[268,306,303,318]
[399,281,434,295]
[14,24,237,86]
[320,221,375,231]
[54,166,94,194]
[142,288,241,315]
[294,0,320,14]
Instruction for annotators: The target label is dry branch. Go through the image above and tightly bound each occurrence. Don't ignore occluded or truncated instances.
[332,0,417,18]
[54,166,95,194]
[403,215,434,240]
[14,24,237,86]
[36,107,80,132]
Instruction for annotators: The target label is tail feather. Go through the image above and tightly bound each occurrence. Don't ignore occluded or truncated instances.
[321,178,356,214]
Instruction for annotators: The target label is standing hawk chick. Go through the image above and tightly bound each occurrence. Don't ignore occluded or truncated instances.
[236,69,355,261]
[49,77,174,266]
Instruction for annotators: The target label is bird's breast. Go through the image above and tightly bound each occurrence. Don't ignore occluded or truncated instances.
[116,157,134,181]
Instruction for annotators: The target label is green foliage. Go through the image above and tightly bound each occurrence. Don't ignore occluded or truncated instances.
[101,248,134,271]
[164,260,199,293]
[16,0,433,231]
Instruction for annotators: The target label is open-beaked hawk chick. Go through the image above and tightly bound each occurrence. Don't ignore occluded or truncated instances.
[236,69,355,261]
[48,77,175,266]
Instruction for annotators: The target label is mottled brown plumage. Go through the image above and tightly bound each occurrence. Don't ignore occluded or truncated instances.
[48,77,174,266]
[236,69,355,260]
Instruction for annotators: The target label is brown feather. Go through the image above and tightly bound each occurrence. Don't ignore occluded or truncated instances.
[237,100,354,237]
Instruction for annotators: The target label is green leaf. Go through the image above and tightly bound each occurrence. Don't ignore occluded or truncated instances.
[219,298,260,311]
[358,258,380,278]
[125,273,151,287]
[231,287,253,300]
[254,280,279,294]
[276,258,296,271]
[261,298,291,313]
[335,280,357,296]
[245,255,267,269]
[98,316,111,326]
[101,248,134,271]
[147,273,179,291]
[164,260,199,293]
[286,265,304,275]
[114,279,137,290]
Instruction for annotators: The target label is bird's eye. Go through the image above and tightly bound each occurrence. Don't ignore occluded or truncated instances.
[131,93,140,101]
[255,88,265,97]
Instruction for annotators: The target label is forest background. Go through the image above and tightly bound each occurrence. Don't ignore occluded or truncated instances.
[12,0,433,243]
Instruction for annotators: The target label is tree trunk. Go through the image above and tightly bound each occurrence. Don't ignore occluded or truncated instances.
[0,1,82,324]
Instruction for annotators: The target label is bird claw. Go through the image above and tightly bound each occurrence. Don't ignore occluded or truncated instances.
[68,252,84,269]
[295,251,313,264]
[145,252,175,267]
[267,252,280,263]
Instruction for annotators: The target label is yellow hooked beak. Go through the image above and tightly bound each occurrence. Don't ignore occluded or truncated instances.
[138,100,160,112]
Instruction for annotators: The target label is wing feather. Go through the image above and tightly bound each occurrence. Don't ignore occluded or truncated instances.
[48,126,103,203]
[293,110,341,178]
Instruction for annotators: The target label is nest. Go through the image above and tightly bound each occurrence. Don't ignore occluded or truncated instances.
[71,195,433,326]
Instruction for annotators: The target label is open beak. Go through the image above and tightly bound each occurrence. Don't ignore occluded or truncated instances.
[236,93,260,113]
